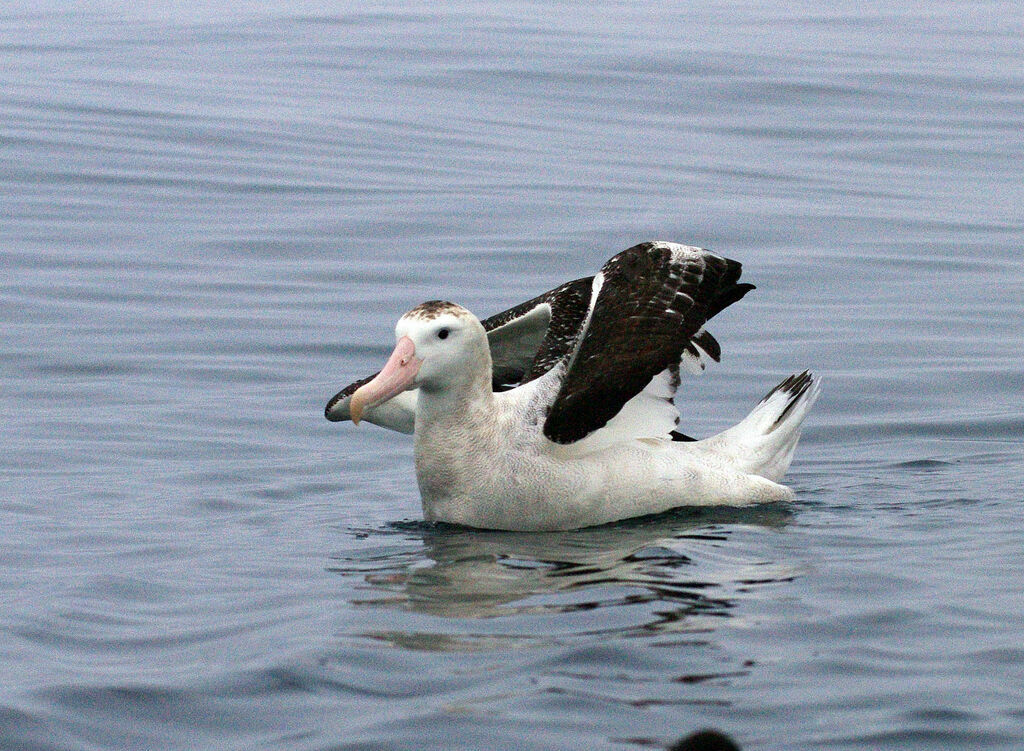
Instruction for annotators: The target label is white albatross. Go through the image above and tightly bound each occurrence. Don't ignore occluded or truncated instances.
[325,241,819,531]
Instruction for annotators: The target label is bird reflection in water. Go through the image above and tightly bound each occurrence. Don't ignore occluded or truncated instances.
[328,504,795,636]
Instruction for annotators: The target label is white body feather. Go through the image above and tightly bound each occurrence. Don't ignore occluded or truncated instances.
[412,338,818,531]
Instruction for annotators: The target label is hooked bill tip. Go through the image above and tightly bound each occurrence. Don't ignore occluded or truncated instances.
[349,389,366,425]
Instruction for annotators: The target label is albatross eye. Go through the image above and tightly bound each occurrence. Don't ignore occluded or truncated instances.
[437,327,450,340]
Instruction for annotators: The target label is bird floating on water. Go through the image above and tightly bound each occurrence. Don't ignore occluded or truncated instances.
[325,241,818,531]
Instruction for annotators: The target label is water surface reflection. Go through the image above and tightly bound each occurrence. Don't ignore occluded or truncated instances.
[328,505,796,649]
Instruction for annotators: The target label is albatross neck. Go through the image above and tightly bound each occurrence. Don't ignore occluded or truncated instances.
[413,345,496,431]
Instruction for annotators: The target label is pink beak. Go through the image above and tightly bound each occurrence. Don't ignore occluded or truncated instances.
[349,336,422,425]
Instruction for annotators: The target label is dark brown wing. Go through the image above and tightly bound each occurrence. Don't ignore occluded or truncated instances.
[482,276,593,390]
[516,276,593,385]
[325,371,376,421]
[542,242,754,444]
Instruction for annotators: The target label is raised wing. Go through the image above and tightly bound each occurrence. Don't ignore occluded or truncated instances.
[484,276,593,390]
[542,242,754,444]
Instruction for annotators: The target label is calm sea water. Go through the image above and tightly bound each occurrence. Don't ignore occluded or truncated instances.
[2,2,1023,749]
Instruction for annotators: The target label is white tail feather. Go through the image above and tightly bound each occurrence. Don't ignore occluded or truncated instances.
[698,371,820,482]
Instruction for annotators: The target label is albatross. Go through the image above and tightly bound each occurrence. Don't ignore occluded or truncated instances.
[325,241,819,531]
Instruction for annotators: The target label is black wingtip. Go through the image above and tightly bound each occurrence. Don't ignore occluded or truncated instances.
[705,280,755,321]
[325,372,377,422]
[325,390,347,421]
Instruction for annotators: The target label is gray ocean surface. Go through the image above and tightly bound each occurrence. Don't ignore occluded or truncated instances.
[2,2,1023,749]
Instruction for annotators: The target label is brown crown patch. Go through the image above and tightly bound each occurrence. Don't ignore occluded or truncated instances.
[403,300,468,320]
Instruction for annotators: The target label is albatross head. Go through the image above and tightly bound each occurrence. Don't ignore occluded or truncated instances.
[349,301,488,424]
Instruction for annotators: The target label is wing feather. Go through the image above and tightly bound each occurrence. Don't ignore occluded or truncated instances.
[485,276,593,389]
[542,242,754,444]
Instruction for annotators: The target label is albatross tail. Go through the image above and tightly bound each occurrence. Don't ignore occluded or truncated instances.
[702,371,820,483]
